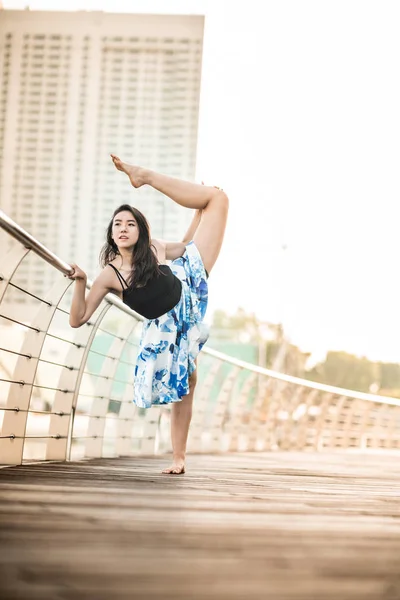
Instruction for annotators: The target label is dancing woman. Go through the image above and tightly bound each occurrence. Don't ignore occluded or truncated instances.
[68,156,229,474]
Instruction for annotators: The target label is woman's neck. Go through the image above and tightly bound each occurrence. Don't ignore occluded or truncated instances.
[118,248,134,270]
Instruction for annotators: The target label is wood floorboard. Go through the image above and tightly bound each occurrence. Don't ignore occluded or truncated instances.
[0,452,399,599]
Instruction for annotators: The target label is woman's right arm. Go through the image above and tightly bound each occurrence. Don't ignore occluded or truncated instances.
[68,264,114,328]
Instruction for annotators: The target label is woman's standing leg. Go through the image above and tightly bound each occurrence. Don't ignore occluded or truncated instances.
[162,367,197,474]
[110,155,229,274]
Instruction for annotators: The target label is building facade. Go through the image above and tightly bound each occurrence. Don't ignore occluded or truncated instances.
[0,9,204,297]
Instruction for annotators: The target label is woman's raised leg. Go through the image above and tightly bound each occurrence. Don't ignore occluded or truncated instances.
[111,155,229,274]
[111,154,218,209]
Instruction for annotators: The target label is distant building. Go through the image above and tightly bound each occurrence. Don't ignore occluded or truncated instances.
[0,9,204,299]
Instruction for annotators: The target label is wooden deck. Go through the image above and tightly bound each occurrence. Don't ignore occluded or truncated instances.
[0,451,400,599]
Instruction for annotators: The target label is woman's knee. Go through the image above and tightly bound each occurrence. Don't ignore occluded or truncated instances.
[207,189,229,214]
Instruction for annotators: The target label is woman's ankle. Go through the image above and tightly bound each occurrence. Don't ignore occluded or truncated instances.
[142,167,154,187]
[172,453,186,464]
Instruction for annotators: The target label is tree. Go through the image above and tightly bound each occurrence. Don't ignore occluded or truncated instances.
[211,307,260,343]
[266,339,310,378]
[210,308,310,377]
[211,310,400,396]
[306,351,379,392]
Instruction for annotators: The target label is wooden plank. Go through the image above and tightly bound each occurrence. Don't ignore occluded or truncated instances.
[0,452,400,599]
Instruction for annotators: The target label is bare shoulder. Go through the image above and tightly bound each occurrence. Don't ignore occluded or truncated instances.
[95,264,120,293]
[151,238,167,264]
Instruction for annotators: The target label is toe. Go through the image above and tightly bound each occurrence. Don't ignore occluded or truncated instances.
[172,467,185,475]
[162,465,185,475]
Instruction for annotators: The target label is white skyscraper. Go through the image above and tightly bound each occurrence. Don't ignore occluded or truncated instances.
[0,9,204,296]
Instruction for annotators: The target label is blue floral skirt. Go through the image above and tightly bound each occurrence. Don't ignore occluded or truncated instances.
[133,242,209,408]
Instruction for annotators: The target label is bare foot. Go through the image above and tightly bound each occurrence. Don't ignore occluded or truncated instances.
[162,462,186,475]
[110,154,147,188]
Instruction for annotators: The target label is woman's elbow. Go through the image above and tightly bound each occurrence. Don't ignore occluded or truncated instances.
[69,316,85,328]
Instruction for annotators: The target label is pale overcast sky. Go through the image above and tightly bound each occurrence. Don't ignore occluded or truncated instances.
[3,0,400,363]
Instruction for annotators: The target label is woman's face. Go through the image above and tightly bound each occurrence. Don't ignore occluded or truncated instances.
[112,211,139,250]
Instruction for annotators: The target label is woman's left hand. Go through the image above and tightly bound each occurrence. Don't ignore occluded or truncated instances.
[65,263,87,281]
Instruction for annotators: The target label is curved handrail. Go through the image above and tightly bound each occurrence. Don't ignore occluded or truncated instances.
[1,208,400,408]
[204,347,400,406]
[0,209,73,274]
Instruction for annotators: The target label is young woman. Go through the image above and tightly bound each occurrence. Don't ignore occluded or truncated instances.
[68,155,229,474]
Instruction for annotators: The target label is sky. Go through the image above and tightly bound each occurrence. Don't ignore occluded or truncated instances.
[3,0,400,364]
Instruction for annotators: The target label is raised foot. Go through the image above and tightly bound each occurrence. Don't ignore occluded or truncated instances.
[162,462,186,475]
[110,154,146,188]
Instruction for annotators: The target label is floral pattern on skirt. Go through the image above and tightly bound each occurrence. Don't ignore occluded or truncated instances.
[133,241,209,408]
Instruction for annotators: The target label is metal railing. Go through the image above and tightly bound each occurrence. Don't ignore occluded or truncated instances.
[1,208,400,465]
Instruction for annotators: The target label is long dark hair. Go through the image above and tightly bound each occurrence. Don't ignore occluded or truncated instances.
[100,204,161,288]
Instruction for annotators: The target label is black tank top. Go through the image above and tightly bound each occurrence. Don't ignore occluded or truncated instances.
[108,263,182,320]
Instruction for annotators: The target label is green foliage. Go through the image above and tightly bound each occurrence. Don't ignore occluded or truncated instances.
[266,340,310,377]
[211,307,259,342]
[305,351,400,396]
[378,362,400,391]
[306,351,379,392]
[210,308,400,397]
[210,308,309,377]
